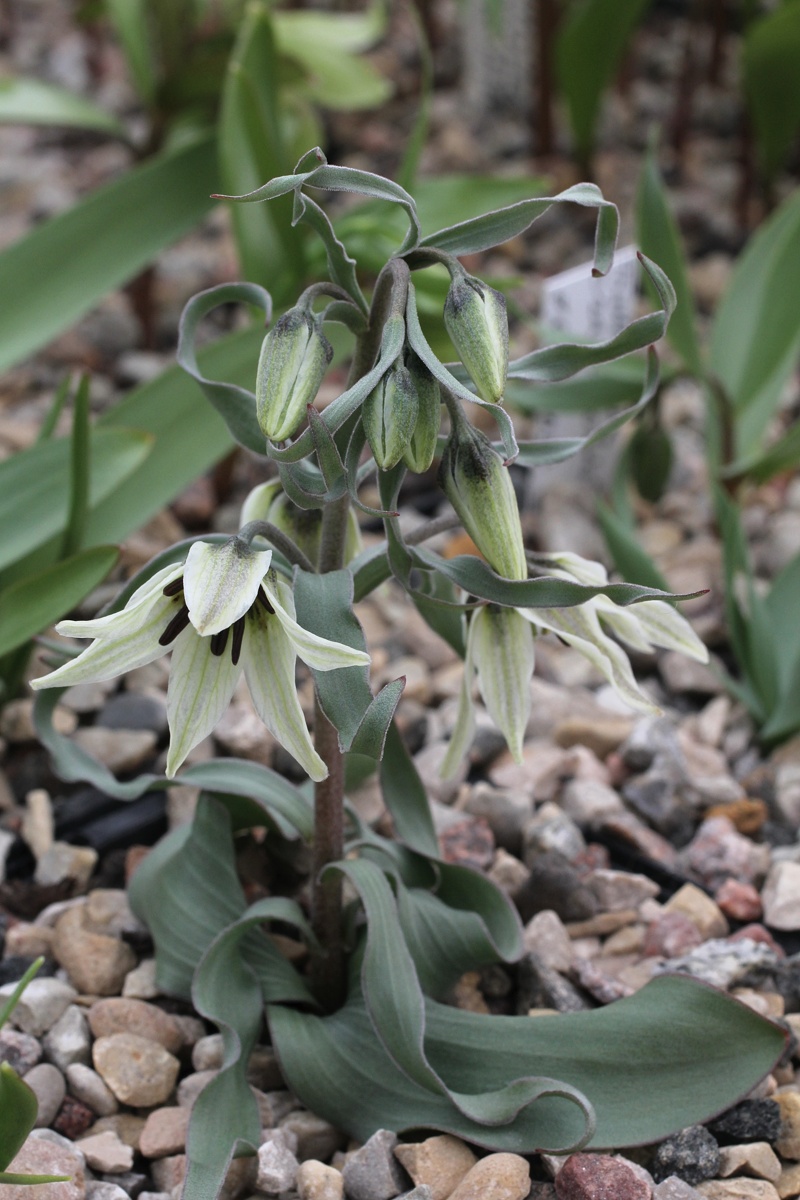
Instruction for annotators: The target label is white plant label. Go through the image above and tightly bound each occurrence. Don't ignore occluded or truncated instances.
[541,244,639,341]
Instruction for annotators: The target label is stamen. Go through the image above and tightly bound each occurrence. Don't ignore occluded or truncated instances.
[162,577,184,597]
[255,587,274,614]
[231,617,246,666]
[210,628,229,657]
[159,604,190,645]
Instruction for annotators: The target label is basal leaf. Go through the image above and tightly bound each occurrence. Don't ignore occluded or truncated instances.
[0,1064,38,1171]
[743,2,800,183]
[0,133,218,373]
[268,974,785,1152]
[710,187,800,454]
[0,76,127,137]
[635,141,703,375]
[0,427,151,574]
[378,723,439,859]
[275,15,391,110]
[556,0,649,168]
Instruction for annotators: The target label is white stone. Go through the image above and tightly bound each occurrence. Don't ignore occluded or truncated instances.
[0,977,77,1037]
[761,862,800,930]
[43,1004,91,1072]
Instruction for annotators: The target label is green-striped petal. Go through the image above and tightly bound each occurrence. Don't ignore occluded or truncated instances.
[471,605,534,763]
[263,577,370,672]
[165,629,243,777]
[184,539,272,637]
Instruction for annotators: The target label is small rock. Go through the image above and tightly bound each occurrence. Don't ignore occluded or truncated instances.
[88,998,183,1054]
[256,1132,300,1195]
[660,652,723,695]
[84,890,144,939]
[678,817,760,890]
[762,863,800,931]
[658,938,778,989]
[522,911,575,973]
[92,1034,180,1107]
[35,843,98,887]
[777,1163,800,1198]
[488,849,530,894]
[0,977,77,1037]
[716,881,763,923]
[97,691,168,734]
[122,959,158,1000]
[776,1091,800,1160]
[279,1111,344,1163]
[463,783,532,855]
[295,1160,344,1200]
[665,884,729,939]
[1,700,76,743]
[53,1095,96,1139]
[394,1135,477,1200]
[696,1182,779,1199]
[85,1184,129,1200]
[515,851,598,924]
[254,1088,300,1128]
[65,1064,119,1116]
[341,1130,409,1200]
[438,815,495,872]
[585,869,659,912]
[553,715,635,760]
[653,1179,704,1200]
[709,1101,782,1145]
[1,1131,85,1200]
[554,1153,650,1200]
[560,778,624,822]
[652,1127,721,1185]
[447,1152,530,1200]
[0,1026,42,1074]
[73,727,157,773]
[518,953,592,1013]
[25,1062,67,1127]
[76,1131,134,1174]
[524,804,586,864]
[150,1155,186,1193]
[138,1107,190,1159]
[643,912,705,958]
[3,922,55,959]
[86,1114,145,1151]
[43,1004,92,1073]
[718,1143,781,1182]
[177,1069,217,1108]
[52,906,137,996]
[192,1034,223,1071]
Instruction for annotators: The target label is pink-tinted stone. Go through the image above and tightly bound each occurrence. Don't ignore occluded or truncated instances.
[53,1095,95,1139]
[728,925,785,957]
[555,1154,651,1200]
[643,912,705,959]
[438,817,494,871]
[715,880,763,922]
[679,817,757,889]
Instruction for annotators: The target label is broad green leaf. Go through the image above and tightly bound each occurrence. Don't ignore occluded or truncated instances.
[0,133,219,373]
[274,14,391,110]
[720,417,800,486]
[0,76,127,137]
[420,183,619,276]
[269,974,785,1151]
[556,0,649,168]
[184,896,318,1200]
[0,1064,38,1171]
[378,723,439,859]
[105,0,158,103]
[709,188,800,453]
[273,2,387,55]
[506,356,647,415]
[176,283,271,454]
[635,142,703,374]
[62,375,91,559]
[293,568,403,760]
[597,502,670,592]
[218,2,305,297]
[34,687,312,836]
[0,546,119,658]
[743,2,800,183]
[0,427,152,573]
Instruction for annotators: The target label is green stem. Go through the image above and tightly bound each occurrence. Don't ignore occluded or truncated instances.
[309,261,408,1006]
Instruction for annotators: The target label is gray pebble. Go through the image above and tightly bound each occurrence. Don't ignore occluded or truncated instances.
[0,1026,42,1074]
[25,1062,67,1127]
[656,937,778,988]
[514,851,598,924]
[98,692,168,735]
[651,1125,720,1186]
[66,1063,119,1116]
[256,1132,299,1195]
[43,1003,92,1072]
[397,1190,434,1200]
[280,1111,345,1163]
[86,1184,130,1200]
[341,1130,409,1200]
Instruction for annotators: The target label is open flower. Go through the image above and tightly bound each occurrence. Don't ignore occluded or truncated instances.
[441,553,708,778]
[32,538,370,781]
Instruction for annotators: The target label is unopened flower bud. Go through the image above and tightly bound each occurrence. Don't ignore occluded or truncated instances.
[439,414,526,580]
[363,362,418,471]
[402,354,441,474]
[443,274,508,404]
[256,308,333,442]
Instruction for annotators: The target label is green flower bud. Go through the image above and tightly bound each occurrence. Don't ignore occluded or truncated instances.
[363,362,419,471]
[443,274,508,404]
[439,413,527,580]
[239,481,361,566]
[402,354,441,474]
[256,308,333,442]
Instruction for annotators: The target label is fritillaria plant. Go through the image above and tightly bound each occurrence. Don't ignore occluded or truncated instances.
[32,152,786,1200]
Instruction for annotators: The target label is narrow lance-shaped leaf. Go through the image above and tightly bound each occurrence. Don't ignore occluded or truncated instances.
[0,76,128,138]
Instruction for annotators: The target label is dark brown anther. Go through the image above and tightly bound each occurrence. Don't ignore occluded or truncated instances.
[231,617,246,666]
[255,587,274,614]
[159,604,190,646]
[162,577,184,597]
[210,628,229,657]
